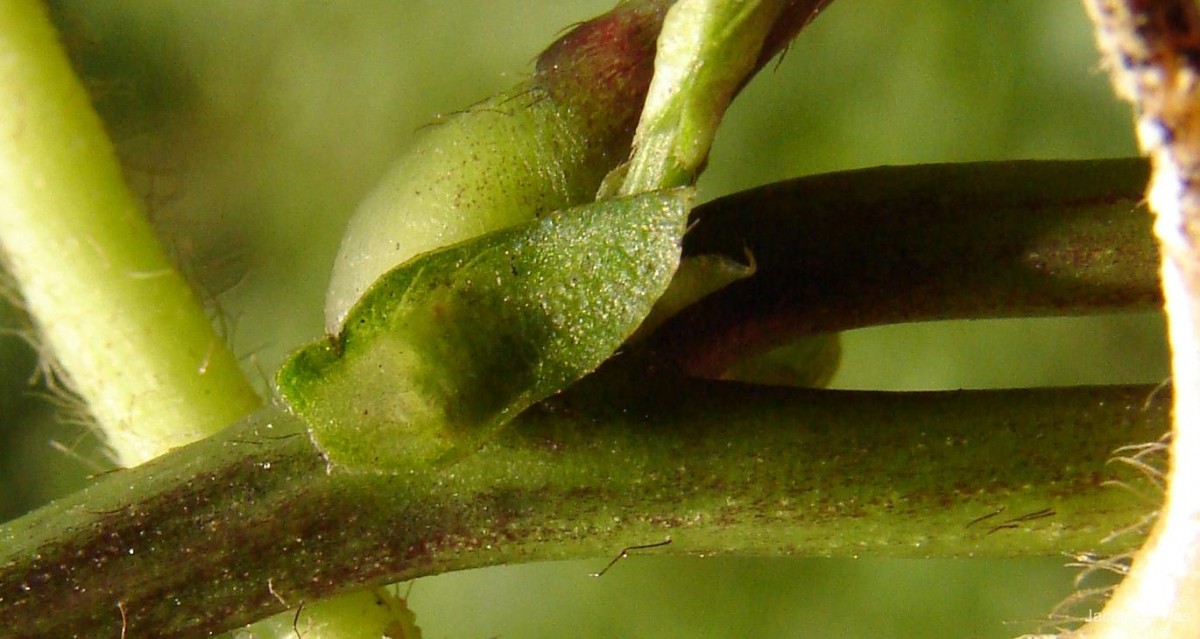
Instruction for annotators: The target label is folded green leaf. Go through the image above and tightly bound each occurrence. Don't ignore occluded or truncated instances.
[279,189,692,470]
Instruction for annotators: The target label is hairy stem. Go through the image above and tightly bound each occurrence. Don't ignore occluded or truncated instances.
[1080,1,1200,637]
[0,0,260,466]
[0,372,1165,638]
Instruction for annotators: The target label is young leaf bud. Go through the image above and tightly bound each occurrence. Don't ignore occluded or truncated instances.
[324,1,672,332]
[280,189,692,470]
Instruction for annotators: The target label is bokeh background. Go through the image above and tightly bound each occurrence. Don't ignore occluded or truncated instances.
[0,1,1170,637]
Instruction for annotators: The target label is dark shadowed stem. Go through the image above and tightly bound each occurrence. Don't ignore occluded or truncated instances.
[657,159,1158,376]
[0,372,1167,638]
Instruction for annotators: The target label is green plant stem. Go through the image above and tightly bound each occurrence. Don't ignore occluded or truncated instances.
[0,371,1165,638]
[0,0,260,466]
[653,159,1159,375]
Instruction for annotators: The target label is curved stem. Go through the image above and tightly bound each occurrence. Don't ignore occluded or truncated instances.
[0,372,1166,638]
[652,159,1159,376]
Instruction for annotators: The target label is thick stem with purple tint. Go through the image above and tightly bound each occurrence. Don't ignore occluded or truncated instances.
[0,378,1164,638]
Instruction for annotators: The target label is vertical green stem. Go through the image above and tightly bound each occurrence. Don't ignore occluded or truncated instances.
[0,0,260,466]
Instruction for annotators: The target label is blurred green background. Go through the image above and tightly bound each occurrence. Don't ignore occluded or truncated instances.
[0,1,1168,637]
